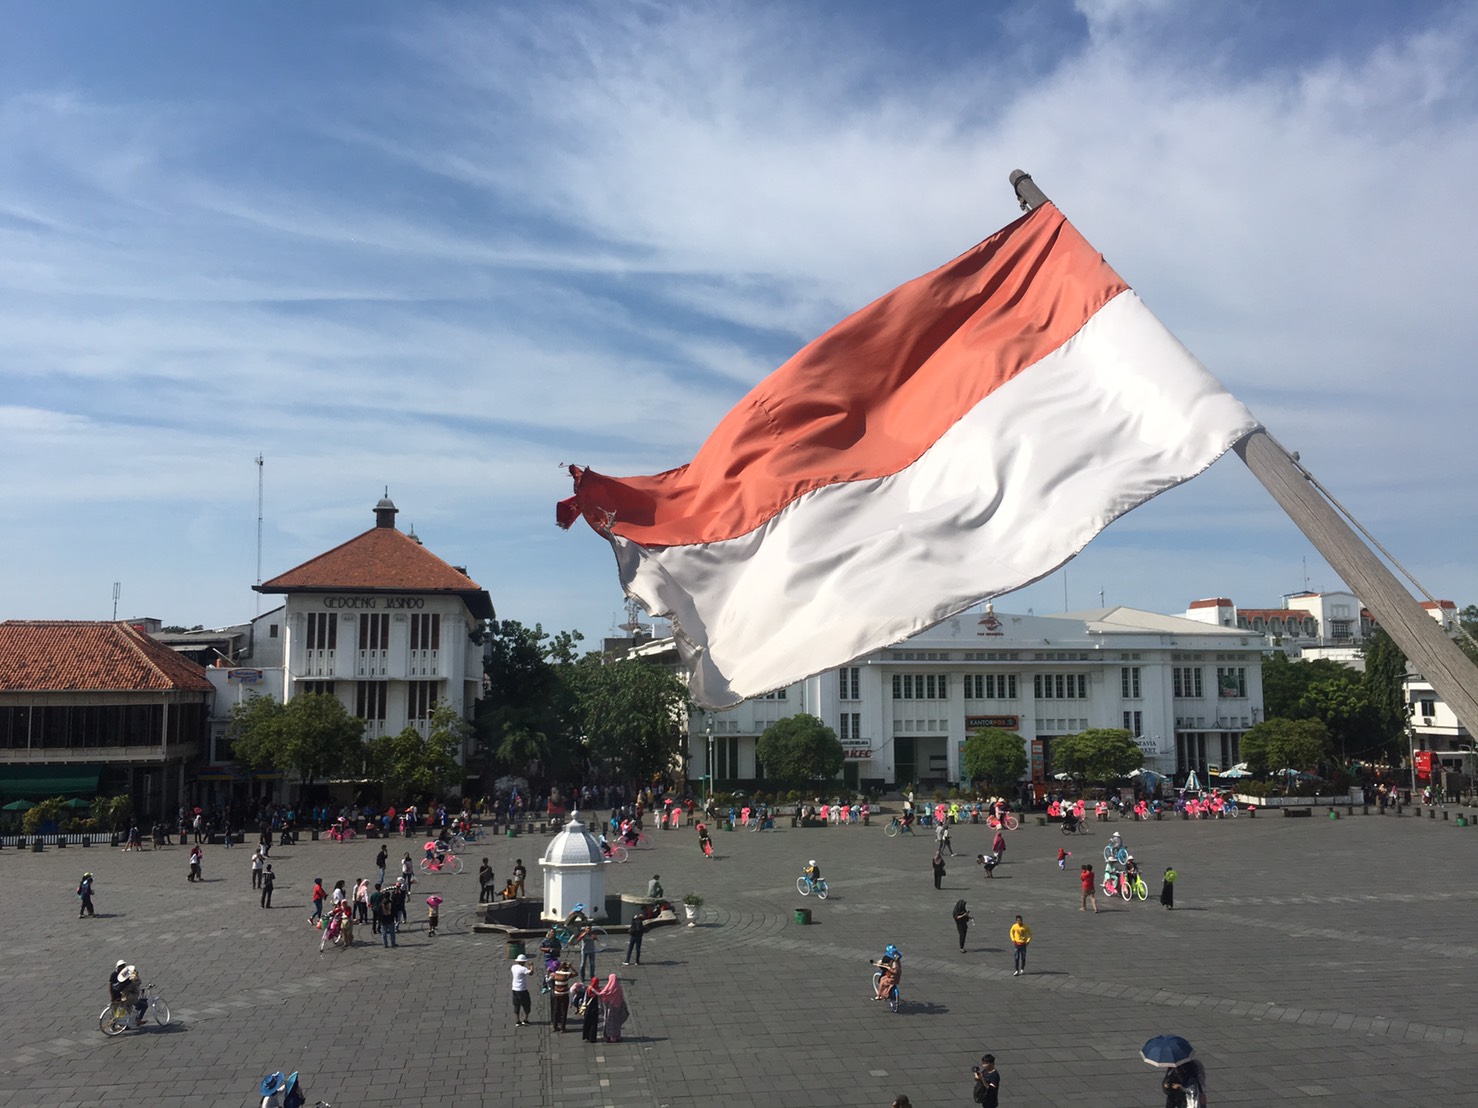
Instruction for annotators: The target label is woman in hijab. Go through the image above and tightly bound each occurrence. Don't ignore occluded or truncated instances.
[952,899,972,953]
[594,973,628,1042]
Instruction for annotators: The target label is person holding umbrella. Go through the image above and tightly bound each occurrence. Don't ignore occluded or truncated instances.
[1142,1035,1204,1106]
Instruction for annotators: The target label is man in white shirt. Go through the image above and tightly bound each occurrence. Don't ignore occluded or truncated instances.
[510,954,533,1026]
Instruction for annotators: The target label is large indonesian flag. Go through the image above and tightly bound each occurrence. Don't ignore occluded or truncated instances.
[558,202,1260,708]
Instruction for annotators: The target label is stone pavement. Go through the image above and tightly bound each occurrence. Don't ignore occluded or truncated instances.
[2,806,1476,1107]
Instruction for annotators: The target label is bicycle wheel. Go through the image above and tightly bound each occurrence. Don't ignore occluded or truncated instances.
[815,879,829,900]
[1102,844,1115,861]
[986,816,999,829]
[612,845,629,863]
[589,926,609,952]
[1114,847,1129,865]
[1134,878,1148,901]
[872,970,883,997]
[1062,824,1076,836]
[796,876,811,896]
[888,986,900,1013]
[418,858,432,874]
[554,926,573,945]
[1004,815,1019,831]
[450,855,465,874]
[1120,878,1132,901]
[884,820,899,838]
[100,1004,128,1036]
[1101,880,1116,899]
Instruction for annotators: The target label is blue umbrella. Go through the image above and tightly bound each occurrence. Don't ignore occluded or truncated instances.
[1141,1034,1194,1068]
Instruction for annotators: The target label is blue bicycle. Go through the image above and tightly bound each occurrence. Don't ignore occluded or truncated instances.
[796,874,829,899]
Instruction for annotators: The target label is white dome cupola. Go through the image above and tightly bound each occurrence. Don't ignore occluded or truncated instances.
[538,812,607,922]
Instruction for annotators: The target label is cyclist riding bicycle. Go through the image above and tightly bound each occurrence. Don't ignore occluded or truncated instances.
[871,943,902,1000]
[116,964,148,1025]
[108,959,127,1004]
[598,833,614,858]
[803,859,822,887]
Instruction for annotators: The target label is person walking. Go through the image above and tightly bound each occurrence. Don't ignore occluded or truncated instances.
[187,844,203,882]
[310,878,326,923]
[936,821,954,857]
[952,898,972,953]
[369,883,384,934]
[260,864,275,908]
[251,847,265,889]
[991,828,1006,864]
[1080,864,1099,913]
[971,1055,1001,1108]
[391,879,408,930]
[77,871,96,918]
[354,878,370,924]
[622,912,645,966]
[375,844,388,888]
[1160,866,1178,910]
[932,851,947,890]
[510,954,533,1026]
[1010,914,1032,976]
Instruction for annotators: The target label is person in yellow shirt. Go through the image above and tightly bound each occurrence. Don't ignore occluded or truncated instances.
[1009,914,1032,976]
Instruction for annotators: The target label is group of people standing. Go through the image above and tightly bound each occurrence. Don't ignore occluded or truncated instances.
[509,956,630,1042]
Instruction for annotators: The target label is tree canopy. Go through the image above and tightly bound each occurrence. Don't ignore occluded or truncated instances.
[366,701,466,802]
[755,713,844,788]
[474,621,581,780]
[961,727,1027,792]
[564,654,691,785]
[227,693,366,787]
[1052,728,1143,784]
[1239,717,1333,777]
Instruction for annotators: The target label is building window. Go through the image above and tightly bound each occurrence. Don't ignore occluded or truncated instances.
[1121,710,1142,736]
[1216,667,1246,698]
[355,681,386,721]
[410,612,441,651]
[1420,699,1436,717]
[301,681,336,697]
[1033,673,1088,700]
[359,613,389,651]
[964,674,1017,700]
[892,674,948,700]
[839,667,860,701]
[1120,667,1141,699]
[758,689,788,700]
[305,612,337,651]
[838,712,861,740]
[269,623,279,638]
[408,681,436,721]
[1173,667,1203,699]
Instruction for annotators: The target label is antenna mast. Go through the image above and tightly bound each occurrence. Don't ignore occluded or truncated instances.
[255,454,264,618]
[112,581,120,621]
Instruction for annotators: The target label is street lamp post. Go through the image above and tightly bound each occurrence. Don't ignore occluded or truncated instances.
[705,714,714,811]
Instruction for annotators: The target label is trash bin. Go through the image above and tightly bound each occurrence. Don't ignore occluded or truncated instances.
[179,832,188,845]
[794,907,812,925]
[506,827,518,838]
[507,939,526,960]
[311,828,320,841]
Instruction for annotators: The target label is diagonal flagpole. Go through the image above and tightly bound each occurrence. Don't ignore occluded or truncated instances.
[1011,169,1478,745]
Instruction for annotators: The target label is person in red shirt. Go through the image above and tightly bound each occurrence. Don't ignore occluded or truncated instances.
[1079,864,1099,914]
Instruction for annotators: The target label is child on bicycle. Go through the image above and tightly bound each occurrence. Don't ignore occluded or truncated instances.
[803,859,822,888]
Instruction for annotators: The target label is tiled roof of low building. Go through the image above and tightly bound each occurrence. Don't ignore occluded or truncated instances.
[0,621,215,692]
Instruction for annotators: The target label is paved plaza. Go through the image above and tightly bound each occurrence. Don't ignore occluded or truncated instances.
[2,805,1476,1107]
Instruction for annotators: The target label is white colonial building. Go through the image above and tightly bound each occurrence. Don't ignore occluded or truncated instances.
[689,605,1268,792]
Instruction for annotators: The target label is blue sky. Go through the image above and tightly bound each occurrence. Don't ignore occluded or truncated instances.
[3,1,1476,646]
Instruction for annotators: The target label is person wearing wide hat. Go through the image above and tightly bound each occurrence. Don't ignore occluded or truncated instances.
[259,1070,306,1108]
[77,872,96,917]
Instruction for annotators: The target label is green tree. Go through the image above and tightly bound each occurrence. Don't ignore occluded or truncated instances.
[475,621,580,780]
[1458,605,1478,666]
[91,795,132,832]
[961,728,1028,792]
[1239,717,1333,778]
[755,714,844,788]
[1261,652,1361,720]
[566,655,690,783]
[22,796,65,834]
[228,693,366,788]
[367,701,466,802]
[1052,728,1143,784]
[1361,627,1409,761]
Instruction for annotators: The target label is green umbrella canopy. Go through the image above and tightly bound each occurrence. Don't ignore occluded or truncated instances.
[2,800,34,811]
[62,798,92,809]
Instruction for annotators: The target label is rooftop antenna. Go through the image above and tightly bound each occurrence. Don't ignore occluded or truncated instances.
[112,581,120,621]
[255,454,265,619]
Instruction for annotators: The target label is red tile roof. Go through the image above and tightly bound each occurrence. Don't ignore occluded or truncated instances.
[0,621,214,692]
[257,527,494,619]
[1188,598,1233,609]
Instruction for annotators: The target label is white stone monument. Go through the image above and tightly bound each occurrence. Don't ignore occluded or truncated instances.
[539,811,607,922]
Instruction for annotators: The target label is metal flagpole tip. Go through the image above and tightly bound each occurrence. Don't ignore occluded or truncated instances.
[1009,169,1048,211]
